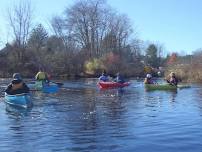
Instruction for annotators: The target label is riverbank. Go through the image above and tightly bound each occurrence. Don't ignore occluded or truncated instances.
[165,64,202,83]
[0,70,144,80]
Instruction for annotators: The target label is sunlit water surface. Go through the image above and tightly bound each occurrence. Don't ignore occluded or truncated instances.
[0,78,202,152]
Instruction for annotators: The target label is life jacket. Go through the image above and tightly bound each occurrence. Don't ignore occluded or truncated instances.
[35,72,46,80]
[12,82,23,90]
[5,82,29,95]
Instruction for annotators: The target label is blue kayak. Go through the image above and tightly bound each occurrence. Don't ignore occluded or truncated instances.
[5,93,32,108]
[42,84,59,93]
[28,81,59,93]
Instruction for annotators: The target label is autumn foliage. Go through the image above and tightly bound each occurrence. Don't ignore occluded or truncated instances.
[105,52,120,64]
[167,53,177,65]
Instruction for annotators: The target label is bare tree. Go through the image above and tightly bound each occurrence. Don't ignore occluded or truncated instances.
[51,16,69,50]
[64,0,107,57]
[52,0,113,57]
[130,39,143,56]
[7,0,33,49]
[51,0,133,59]
[106,14,133,53]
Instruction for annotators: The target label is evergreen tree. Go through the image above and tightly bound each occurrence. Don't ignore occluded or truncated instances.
[28,24,48,50]
[145,44,158,67]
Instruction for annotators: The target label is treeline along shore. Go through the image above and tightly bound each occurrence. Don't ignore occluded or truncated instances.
[0,0,201,82]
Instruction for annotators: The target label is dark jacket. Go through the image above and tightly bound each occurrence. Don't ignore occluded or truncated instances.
[5,82,30,95]
[167,76,178,86]
[144,78,155,84]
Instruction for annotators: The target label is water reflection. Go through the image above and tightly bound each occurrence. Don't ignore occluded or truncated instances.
[169,91,177,102]
[62,87,130,151]
[98,88,125,98]
[5,104,33,118]
[1,79,202,152]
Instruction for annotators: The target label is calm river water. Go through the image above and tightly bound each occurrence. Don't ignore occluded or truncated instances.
[0,78,202,152]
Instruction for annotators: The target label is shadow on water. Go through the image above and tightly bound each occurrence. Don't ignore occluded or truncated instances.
[143,88,178,103]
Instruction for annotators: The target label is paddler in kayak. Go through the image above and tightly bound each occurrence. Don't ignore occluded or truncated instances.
[35,69,50,84]
[5,73,30,95]
[99,70,109,82]
[114,73,125,83]
[144,74,155,84]
[166,72,179,86]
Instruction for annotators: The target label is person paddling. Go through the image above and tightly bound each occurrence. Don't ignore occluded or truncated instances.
[35,69,50,84]
[166,72,179,86]
[99,70,109,82]
[114,73,125,83]
[144,74,155,84]
[5,73,30,95]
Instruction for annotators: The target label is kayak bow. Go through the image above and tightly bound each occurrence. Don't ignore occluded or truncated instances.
[5,93,32,108]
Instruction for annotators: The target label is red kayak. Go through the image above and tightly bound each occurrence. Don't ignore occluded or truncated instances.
[98,81,130,89]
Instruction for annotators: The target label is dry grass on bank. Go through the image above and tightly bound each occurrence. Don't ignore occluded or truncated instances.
[165,64,202,82]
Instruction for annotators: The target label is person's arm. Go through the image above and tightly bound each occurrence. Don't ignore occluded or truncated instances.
[35,73,39,80]
[105,76,109,81]
[144,78,147,84]
[5,84,12,94]
[98,76,103,81]
[114,77,117,82]
[174,78,178,85]
[23,83,30,93]
[119,76,125,83]
[45,73,48,79]
[45,73,50,83]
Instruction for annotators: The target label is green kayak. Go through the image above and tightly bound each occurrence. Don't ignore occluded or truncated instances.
[145,84,177,91]
[177,84,191,89]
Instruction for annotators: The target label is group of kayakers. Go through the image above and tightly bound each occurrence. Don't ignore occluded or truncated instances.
[99,70,179,86]
[5,70,50,95]
[144,72,179,86]
[98,70,125,83]
[5,69,179,95]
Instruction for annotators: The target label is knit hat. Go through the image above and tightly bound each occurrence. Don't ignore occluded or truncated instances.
[13,73,22,80]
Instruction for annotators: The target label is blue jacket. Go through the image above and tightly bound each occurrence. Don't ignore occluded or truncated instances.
[114,75,125,83]
[99,75,109,82]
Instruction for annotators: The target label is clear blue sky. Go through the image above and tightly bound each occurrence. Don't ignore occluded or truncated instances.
[0,0,201,54]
